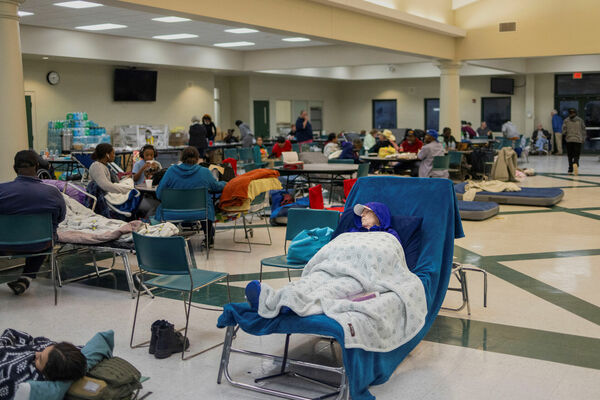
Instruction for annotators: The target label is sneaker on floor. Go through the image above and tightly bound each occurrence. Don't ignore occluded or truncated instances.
[7,278,30,295]
[573,163,579,176]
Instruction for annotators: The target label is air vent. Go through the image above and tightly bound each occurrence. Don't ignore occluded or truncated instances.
[499,22,516,32]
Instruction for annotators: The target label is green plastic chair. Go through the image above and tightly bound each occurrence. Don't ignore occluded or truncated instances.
[239,147,254,163]
[447,151,463,179]
[224,148,239,160]
[252,146,268,168]
[0,214,58,305]
[160,188,210,259]
[357,162,369,178]
[259,208,340,281]
[432,155,450,174]
[130,233,229,360]
[292,143,300,153]
[328,158,354,164]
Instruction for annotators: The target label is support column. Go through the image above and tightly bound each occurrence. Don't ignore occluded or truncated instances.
[0,0,27,182]
[437,60,462,141]
[525,73,535,136]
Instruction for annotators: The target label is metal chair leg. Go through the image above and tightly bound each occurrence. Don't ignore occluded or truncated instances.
[287,268,291,282]
[259,264,263,282]
[182,290,193,360]
[129,283,143,349]
[51,250,58,306]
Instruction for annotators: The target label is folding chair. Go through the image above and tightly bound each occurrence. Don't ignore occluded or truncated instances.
[448,151,464,180]
[238,148,255,172]
[356,162,369,178]
[223,148,239,161]
[130,233,230,360]
[442,262,487,315]
[259,208,339,281]
[0,214,58,305]
[160,188,211,259]
[432,154,450,174]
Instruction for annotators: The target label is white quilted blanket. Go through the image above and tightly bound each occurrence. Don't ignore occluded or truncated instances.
[258,232,427,352]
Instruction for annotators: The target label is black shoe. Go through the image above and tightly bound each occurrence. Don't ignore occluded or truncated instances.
[149,320,167,355]
[154,322,190,359]
[7,278,30,295]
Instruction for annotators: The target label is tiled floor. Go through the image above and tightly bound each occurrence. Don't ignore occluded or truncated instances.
[2,154,600,399]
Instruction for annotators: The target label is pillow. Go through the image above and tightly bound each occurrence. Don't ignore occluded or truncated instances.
[332,209,422,270]
[24,330,115,400]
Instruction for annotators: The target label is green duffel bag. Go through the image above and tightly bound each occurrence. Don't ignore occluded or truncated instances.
[66,357,142,400]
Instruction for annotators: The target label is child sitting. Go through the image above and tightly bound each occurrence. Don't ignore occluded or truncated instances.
[132,145,162,185]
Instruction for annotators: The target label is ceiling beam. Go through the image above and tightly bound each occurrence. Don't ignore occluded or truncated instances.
[105,0,457,60]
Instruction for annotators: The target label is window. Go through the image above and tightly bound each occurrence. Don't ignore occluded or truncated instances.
[372,99,397,129]
[424,98,439,131]
[556,73,600,96]
[481,97,511,132]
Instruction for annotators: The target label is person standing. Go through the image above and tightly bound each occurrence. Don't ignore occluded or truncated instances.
[551,110,564,155]
[202,114,217,142]
[189,116,208,159]
[562,108,586,175]
[295,110,313,144]
[235,120,254,148]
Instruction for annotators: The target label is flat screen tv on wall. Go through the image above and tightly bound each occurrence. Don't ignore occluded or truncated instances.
[490,77,514,95]
[113,69,157,101]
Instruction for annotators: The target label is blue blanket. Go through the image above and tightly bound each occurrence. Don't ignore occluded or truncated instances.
[218,177,464,400]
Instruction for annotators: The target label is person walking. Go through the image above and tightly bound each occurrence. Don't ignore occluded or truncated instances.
[551,110,564,155]
[562,108,586,175]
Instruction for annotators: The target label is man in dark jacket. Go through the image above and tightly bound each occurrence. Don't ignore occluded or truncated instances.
[0,150,66,295]
[188,115,208,159]
[294,110,313,144]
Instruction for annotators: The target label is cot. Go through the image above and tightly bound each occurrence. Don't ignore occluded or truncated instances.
[216,176,464,400]
[457,200,499,221]
[454,182,564,206]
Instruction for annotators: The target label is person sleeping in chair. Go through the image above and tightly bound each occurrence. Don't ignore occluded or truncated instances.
[244,201,427,352]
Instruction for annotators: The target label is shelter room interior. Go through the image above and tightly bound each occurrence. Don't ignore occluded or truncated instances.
[0,0,599,399]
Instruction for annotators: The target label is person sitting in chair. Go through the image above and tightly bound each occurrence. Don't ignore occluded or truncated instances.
[323,133,340,158]
[0,150,66,295]
[0,328,86,400]
[417,130,448,178]
[155,146,226,245]
[531,124,551,155]
[270,136,292,159]
[89,143,130,194]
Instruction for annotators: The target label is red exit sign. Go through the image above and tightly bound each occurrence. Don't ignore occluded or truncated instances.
[573,72,583,79]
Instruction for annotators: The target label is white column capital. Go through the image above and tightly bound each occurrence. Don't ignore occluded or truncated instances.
[436,60,463,75]
[0,0,24,21]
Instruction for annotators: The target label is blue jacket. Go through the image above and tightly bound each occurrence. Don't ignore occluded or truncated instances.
[348,201,400,243]
[155,163,226,221]
[295,117,313,143]
[552,114,563,133]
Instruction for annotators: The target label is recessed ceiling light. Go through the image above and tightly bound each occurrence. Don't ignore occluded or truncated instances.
[282,37,311,42]
[153,33,198,40]
[18,11,34,16]
[42,57,49,60]
[76,23,127,31]
[225,28,259,34]
[152,16,191,23]
[213,41,255,48]
[54,1,103,9]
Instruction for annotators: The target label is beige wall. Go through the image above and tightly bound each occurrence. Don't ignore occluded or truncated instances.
[534,74,556,132]
[337,75,528,134]
[249,75,341,137]
[227,75,251,131]
[23,59,215,150]
[455,0,600,60]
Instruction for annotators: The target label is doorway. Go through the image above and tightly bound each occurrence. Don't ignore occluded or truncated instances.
[253,100,270,138]
[424,98,440,131]
[25,95,33,149]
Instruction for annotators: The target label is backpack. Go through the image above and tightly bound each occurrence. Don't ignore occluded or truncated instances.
[66,357,142,400]
[469,148,495,176]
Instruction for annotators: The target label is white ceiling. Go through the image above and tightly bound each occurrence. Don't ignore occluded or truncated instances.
[19,0,332,50]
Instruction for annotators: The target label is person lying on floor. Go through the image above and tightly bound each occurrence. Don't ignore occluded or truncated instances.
[0,328,86,400]
[0,150,66,295]
[245,202,427,352]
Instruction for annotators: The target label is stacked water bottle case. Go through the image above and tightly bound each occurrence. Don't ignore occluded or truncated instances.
[48,112,109,152]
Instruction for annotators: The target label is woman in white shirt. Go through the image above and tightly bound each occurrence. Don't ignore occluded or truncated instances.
[323,133,340,158]
[88,143,129,194]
